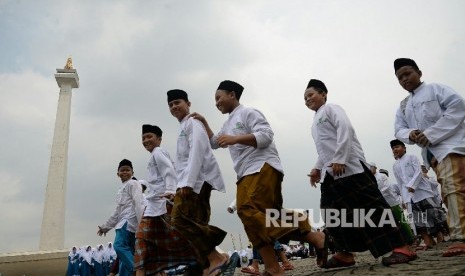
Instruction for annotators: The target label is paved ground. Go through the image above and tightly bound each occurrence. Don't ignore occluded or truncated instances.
[233,241,465,276]
[1,242,464,275]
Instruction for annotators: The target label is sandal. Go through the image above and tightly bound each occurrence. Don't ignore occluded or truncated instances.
[381,248,417,266]
[315,231,329,268]
[324,254,355,269]
[241,265,260,275]
[443,242,465,257]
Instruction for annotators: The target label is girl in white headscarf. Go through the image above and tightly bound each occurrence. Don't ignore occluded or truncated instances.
[103,242,115,275]
[80,245,93,276]
[92,244,105,276]
[66,246,80,276]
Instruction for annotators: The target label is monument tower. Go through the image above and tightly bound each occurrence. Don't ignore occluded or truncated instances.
[39,58,79,250]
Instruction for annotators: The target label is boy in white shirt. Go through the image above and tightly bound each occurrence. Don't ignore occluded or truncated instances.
[393,58,465,256]
[167,90,238,276]
[97,159,143,276]
[304,79,416,267]
[191,80,326,275]
[391,139,447,249]
[135,124,199,276]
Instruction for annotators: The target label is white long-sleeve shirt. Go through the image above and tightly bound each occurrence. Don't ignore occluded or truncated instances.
[311,103,367,179]
[176,116,225,193]
[374,171,400,207]
[390,182,403,206]
[210,104,283,179]
[100,179,143,233]
[144,147,177,217]
[423,174,442,205]
[392,153,435,203]
[395,82,465,163]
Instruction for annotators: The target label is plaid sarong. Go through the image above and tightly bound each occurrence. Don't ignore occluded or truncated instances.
[411,197,447,235]
[321,162,408,257]
[134,214,198,275]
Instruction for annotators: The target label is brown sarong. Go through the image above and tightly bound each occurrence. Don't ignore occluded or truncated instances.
[236,163,312,249]
[170,183,227,268]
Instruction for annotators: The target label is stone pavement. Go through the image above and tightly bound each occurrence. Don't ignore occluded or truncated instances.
[233,241,465,276]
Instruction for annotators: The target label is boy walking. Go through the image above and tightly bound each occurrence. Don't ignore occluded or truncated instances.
[97,159,144,276]
[134,124,199,276]
[393,58,465,256]
[390,139,447,250]
[191,80,326,276]
[167,89,238,276]
[304,79,416,267]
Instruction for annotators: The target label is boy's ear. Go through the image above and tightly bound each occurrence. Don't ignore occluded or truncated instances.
[417,69,422,77]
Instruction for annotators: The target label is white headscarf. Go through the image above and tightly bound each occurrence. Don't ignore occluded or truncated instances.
[81,245,92,264]
[92,244,104,263]
[68,246,78,263]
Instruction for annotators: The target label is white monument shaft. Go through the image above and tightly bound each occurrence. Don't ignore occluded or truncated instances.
[39,64,79,251]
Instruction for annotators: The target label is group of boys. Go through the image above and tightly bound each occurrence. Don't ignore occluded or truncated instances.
[305,57,465,267]
[96,57,465,276]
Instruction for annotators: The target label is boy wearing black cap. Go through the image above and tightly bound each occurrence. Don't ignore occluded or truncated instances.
[304,79,417,267]
[390,139,447,250]
[393,58,465,256]
[134,124,199,276]
[191,80,326,275]
[166,89,238,276]
[97,159,144,276]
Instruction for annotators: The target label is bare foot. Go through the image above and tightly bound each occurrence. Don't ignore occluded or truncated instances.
[202,253,229,276]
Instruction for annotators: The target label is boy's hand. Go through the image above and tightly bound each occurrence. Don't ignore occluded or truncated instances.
[330,163,346,177]
[161,192,175,201]
[97,226,109,236]
[415,132,431,147]
[308,169,321,187]
[189,112,206,124]
[217,135,237,147]
[409,130,421,142]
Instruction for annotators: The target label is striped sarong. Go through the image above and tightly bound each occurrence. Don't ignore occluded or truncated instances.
[434,153,465,241]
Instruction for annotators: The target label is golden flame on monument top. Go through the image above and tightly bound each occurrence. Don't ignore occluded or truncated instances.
[64,57,73,70]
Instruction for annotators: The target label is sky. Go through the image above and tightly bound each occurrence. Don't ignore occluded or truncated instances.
[1,0,465,254]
